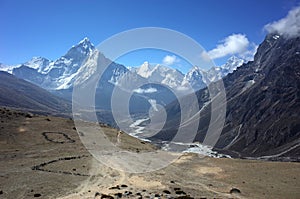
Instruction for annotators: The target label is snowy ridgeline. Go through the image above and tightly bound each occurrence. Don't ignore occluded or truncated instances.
[0,37,245,92]
[128,118,231,158]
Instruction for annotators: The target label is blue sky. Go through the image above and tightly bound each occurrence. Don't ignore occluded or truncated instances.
[0,0,299,73]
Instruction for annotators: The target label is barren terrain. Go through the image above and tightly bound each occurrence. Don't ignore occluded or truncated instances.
[0,107,299,199]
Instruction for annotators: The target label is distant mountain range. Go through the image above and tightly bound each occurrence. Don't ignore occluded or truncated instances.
[152,33,300,161]
[0,38,244,113]
[0,38,244,92]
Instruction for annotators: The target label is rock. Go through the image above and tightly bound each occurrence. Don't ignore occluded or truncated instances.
[95,193,114,199]
[124,191,132,196]
[175,190,186,195]
[230,188,241,194]
[95,192,101,197]
[0,190,3,194]
[174,188,181,191]
[114,192,122,198]
[175,196,194,199]
[120,184,128,188]
[25,113,33,118]
[33,193,41,197]
[163,190,171,194]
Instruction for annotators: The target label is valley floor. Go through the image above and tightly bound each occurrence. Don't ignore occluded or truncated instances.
[0,107,299,199]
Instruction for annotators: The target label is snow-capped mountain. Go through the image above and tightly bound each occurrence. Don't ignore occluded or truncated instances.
[0,37,245,98]
[181,66,206,90]
[221,56,244,73]
[205,56,244,83]
[182,56,245,91]
[8,38,97,90]
[3,37,128,91]
[130,61,184,89]
[23,56,51,72]
[0,63,15,74]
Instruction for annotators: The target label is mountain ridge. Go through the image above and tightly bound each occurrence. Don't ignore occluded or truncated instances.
[151,33,300,161]
[0,38,245,93]
[0,71,71,115]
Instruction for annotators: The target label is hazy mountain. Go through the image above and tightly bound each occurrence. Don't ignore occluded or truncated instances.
[0,71,70,115]
[151,33,300,161]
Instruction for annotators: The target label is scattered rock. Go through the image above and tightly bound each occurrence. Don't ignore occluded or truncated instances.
[174,188,181,191]
[163,190,171,194]
[109,185,120,190]
[124,191,132,196]
[100,193,114,199]
[120,184,128,188]
[114,192,122,198]
[42,132,75,144]
[95,192,101,197]
[0,190,3,194]
[155,193,160,197]
[46,118,51,121]
[33,193,41,197]
[230,188,241,194]
[170,180,175,183]
[175,190,186,195]
[175,196,194,199]
[25,113,33,118]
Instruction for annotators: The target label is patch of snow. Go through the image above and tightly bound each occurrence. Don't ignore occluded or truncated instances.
[148,99,158,111]
[0,64,17,74]
[128,118,151,142]
[133,87,157,94]
[272,35,280,40]
[161,141,231,158]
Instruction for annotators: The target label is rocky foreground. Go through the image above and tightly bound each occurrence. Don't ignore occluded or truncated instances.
[0,107,299,199]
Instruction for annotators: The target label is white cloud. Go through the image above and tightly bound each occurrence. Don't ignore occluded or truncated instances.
[162,55,178,65]
[204,34,250,60]
[133,87,157,94]
[264,6,300,38]
[239,43,258,61]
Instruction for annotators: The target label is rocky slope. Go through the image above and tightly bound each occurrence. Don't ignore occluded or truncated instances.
[152,33,300,160]
[0,71,70,115]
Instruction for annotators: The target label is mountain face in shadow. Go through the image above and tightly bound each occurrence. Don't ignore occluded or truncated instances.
[0,71,71,115]
[153,33,300,160]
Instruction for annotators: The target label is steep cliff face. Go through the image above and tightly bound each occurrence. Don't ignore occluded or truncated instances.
[155,34,300,160]
[217,34,300,159]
